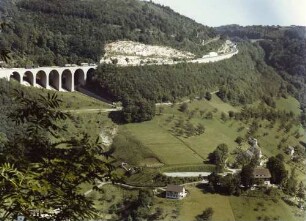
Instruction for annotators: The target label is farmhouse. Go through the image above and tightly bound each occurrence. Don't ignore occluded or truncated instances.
[166,184,187,199]
[253,168,271,185]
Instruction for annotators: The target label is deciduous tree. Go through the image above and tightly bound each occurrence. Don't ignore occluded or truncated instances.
[195,207,214,221]
[0,91,117,220]
[240,164,254,188]
[266,156,287,185]
[208,144,229,172]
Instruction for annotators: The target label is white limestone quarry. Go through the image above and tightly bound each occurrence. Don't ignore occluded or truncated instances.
[100,40,238,67]
[100,40,195,66]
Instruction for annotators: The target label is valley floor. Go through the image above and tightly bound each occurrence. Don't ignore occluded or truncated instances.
[86,183,305,221]
[84,94,306,221]
[17,84,304,221]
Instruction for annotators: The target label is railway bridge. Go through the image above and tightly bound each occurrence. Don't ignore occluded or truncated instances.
[0,65,97,92]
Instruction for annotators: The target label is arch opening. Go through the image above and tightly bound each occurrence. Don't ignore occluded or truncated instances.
[86,68,95,84]
[74,69,85,90]
[62,70,73,91]
[23,71,34,86]
[10,72,21,82]
[49,70,60,90]
[36,71,47,88]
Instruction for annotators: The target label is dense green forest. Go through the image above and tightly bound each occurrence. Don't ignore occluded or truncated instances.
[217,25,306,125]
[0,80,22,143]
[0,0,216,67]
[91,42,286,122]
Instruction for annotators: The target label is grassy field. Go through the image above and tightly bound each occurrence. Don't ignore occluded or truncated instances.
[120,95,243,166]
[120,95,305,169]
[112,130,161,166]
[153,185,304,221]
[229,195,303,221]
[86,184,139,220]
[179,119,243,160]
[10,80,111,109]
[275,96,301,115]
[195,94,239,113]
[179,188,236,221]
[44,90,111,109]
[121,119,204,165]
[82,184,305,221]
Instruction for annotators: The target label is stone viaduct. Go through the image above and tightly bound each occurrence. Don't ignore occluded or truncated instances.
[0,65,97,92]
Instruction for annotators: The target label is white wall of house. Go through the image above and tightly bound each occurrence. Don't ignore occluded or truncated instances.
[166,188,187,199]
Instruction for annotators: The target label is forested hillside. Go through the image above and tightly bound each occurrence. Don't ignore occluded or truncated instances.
[0,0,216,67]
[217,25,306,126]
[95,42,283,103]
[90,42,288,122]
[0,80,19,142]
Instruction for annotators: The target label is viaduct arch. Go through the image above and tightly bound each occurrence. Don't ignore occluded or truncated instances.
[0,65,97,92]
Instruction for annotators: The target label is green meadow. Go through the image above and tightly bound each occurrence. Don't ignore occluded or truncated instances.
[10,80,111,109]
[153,185,303,221]
[118,95,305,170]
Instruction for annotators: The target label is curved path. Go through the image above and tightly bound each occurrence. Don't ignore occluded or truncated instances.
[84,182,111,196]
[63,107,122,114]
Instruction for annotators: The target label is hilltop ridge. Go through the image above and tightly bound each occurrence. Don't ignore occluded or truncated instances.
[0,0,217,67]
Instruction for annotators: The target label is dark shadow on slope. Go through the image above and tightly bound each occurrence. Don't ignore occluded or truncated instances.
[75,85,113,104]
[108,111,126,125]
